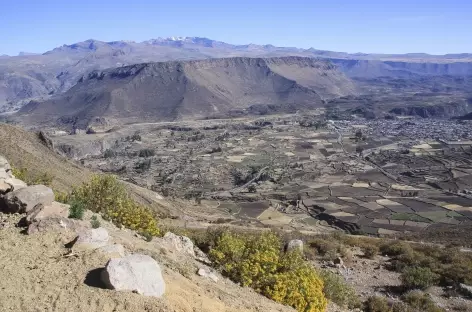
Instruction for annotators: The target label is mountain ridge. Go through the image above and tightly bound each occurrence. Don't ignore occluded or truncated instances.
[15,56,355,128]
[1,36,472,115]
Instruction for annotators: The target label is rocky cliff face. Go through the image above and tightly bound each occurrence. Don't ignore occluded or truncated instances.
[330,59,472,78]
[16,57,354,129]
[389,101,472,118]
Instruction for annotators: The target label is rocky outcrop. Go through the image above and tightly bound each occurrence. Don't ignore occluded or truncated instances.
[25,201,70,224]
[389,102,471,118]
[101,254,166,297]
[3,178,27,192]
[162,232,196,257]
[2,185,55,213]
[285,239,304,253]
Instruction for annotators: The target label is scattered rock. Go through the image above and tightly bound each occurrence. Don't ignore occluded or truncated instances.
[194,246,211,264]
[25,201,70,224]
[4,178,27,191]
[162,232,195,257]
[101,254,165,297]
[334,257,344,267]
[2,185,55,213]
[98,244,126,258]
[459,283,472,298]
[197,267,219,283]
[73,228,110,250]
[285,239,303,253]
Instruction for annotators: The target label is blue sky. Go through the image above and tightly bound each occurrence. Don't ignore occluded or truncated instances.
[1,0,471,55]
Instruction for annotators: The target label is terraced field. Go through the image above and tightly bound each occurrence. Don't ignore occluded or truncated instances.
[47,114,472,240]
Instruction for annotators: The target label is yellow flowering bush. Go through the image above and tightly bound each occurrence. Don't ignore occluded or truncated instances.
[70,174,160,237]
[209,231,327,312]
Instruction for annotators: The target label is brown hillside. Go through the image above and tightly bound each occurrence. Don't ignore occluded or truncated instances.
[17,57,356,129]
[0,123,91,192]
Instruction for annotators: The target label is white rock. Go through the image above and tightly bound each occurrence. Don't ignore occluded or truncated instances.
[101,254,165,297]
[162,232,195,257]
[286,239,304,253]
[2,185,55,213]
[98,244,126,258]
[197,267,218,283]
[74,228,110,250]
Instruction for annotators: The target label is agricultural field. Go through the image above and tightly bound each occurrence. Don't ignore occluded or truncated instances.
[48,113,472,243]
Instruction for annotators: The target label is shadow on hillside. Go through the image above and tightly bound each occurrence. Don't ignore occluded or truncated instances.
[84,268,107,289]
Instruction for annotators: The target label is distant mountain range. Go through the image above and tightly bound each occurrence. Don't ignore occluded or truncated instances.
[1,36,472,121]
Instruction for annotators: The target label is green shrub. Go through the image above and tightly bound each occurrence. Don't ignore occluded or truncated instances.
[130,133,141,141]
[309,237,345,261]
[103,149,116,158]
[90,215,101,228]
[401,266,439,290]
[71,174,160,237]
[319,269,361,309]
[380,241,415,257]
[364,296,392,312]
[402,290,444,312]
[139,148,155,157]
[69,198,85,220]
[209,230,327,312]
[363,244,380,259]
[135,159,152,172]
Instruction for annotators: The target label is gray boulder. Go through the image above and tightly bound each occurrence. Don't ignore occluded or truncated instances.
[73,228,110,251]
[2,185,54,213]
[25,201,70,224]
[4,178,27,191]
[101,254,165,297]
[286,239,304,253]
[162,232,195,257]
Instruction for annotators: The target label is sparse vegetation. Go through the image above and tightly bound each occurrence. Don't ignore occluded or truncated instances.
[363,244,379,259]
[364,296,392,312]
[12,166,54,186]
[402,290,445,312]
[319,269,362,309]
[103,149,116,158]
[90,215,101,228]
[380,240,472,288]
[138,148,155,157]
[135,159,152,172]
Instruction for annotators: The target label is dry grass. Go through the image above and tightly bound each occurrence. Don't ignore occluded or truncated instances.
[0,124,90,192]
